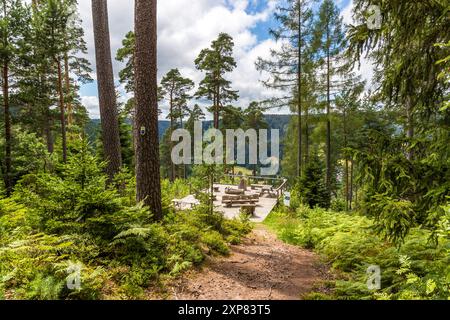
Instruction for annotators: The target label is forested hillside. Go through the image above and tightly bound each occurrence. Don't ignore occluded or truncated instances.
[0,0,448,302]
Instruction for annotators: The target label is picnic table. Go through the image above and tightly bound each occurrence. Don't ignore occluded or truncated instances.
[172,195,200,210]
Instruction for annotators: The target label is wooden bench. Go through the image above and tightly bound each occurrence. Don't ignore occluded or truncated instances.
[222,195,241,202]
[225,187,245,195]
[222,199,258,208]
[251,184,270,190]
[240,204,257,216]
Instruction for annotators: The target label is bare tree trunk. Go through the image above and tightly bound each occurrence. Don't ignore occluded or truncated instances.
[2,62,12,196]
[134,0,162,219]
[92,0,123,181]
[56,59,67,163]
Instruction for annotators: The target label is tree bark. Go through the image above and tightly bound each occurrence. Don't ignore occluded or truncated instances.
[406,95,414,160]
[349,157,354,211]
[92,0,123,181]
[325,25,332,194]
[169,85,175,182]
[343,106,349,211]
[305,97,309,165]
[297,0,303,178]
[134,0,162,219]
[56,59,67,163]
[64,52,73,127]
[45,107,54,154]
[2,62,12,196]
[214,74,220,130]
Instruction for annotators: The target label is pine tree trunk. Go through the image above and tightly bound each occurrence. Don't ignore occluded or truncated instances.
[325,28,332,195]
[305,99,309,166]
[92,0,123,181]
[406,95,414,160]
[297,0,303,178]
[349,157,354,211]
[169,87,175,182]
[343,107,349,211]
[134,0,162,219]
[214,78,220,129]
[45,113,54,154]
[180,117,187,179]
[64,52,73,127]
[210,172,214,214]
[56,59,67,163]
[2,63,12,196]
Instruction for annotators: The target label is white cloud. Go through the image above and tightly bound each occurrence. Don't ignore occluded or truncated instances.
[341,0,375,89]
[81,95,100,118]
[341,0,354,25]
[76,0,279,118]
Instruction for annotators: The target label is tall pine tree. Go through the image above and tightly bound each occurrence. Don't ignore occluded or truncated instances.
[92,0,122,181]
[160,68,194,181]
[134,0,162,219]
[195,33,238,130]
[0,0,30,195]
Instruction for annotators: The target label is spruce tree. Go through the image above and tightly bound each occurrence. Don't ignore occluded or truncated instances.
[256,0,315,177]
[312,0,346,194]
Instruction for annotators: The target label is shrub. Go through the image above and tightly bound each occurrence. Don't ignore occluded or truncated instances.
[0,145,253,299]
[265,205,450,300]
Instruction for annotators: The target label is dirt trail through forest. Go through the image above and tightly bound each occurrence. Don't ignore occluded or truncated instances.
[160,225,326,300]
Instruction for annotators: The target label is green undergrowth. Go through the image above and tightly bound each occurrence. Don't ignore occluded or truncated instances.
[0,151,252,300]
[264,205,450,300]
[0,197,252,300]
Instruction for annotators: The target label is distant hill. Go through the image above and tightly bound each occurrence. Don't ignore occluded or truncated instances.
[264,114,291,137]
[85,119,172,142]
[86,114,292,142]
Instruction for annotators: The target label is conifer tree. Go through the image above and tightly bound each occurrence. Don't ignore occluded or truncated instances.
[92,0,122,181]
[312,0,346,194]
[160,68,194,181]
[32,0,91,162]
[256,0,315,177]
[134,0,162,219]
[0,0,30,195]
[195,33,238,129]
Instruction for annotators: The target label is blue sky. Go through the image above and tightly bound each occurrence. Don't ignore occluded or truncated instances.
[77,0,356,119]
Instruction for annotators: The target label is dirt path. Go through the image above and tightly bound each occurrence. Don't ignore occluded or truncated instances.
[161,225,325,300]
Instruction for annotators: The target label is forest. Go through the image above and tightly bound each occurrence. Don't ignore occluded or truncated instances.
[0,0,449,302]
